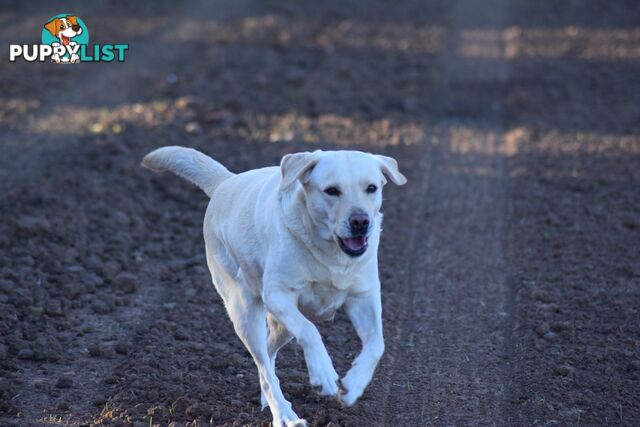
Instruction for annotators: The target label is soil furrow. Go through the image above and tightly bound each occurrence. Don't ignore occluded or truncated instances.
[380,0,513,424]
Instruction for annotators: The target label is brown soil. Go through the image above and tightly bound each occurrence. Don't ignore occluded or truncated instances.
[1,0,639,426]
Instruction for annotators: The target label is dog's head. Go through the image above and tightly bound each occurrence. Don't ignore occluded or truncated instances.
[280,150,406,257]
[44,15,82,45]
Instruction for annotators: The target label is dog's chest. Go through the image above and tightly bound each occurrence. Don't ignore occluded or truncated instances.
[298,281,349,321]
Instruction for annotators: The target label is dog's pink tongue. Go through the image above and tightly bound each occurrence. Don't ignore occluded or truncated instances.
[342,236,366,251]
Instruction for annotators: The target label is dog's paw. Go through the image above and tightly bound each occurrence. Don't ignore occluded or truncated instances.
[285,419,308,427]
[340,386,360,407]
[272,406,306,427]
[340,369,367,406]
[308,358,339,396]
[272,416,307,427]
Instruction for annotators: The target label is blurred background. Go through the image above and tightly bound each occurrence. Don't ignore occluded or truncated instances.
[0,0,638,425]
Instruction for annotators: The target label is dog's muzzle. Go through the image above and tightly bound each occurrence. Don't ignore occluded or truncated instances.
[338,235,368,257]
[338,212,371,256]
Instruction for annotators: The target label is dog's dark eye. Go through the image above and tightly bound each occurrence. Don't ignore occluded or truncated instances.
[366,184,378,194]
[324,187,341,197]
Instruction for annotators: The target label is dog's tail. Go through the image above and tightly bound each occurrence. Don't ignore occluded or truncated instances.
[142,146,234,198]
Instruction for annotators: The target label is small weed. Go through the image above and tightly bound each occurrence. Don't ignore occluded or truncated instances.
[618,403,623,423]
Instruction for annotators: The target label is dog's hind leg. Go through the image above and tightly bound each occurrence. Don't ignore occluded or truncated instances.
[225,287,306,427]
[261,313,293,410]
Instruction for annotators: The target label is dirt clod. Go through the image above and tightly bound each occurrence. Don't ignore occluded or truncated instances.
[87,344,103,357]
[114,342,129,355]
[554,365,575,377]
[45,300,64,317]
[56,377,73,389]
[92,395,107,407]
[91,299,114,315]
[185,402,212,420]
[113,273,137,294]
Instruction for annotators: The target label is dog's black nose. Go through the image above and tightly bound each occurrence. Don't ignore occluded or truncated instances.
[349,213,370,235]
[72,25,81,32]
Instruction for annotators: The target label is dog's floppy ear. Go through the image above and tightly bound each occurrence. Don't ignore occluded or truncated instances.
[66,15,79,26]
[44,18,61,36]
[375,155,407,185]
[280,151,321,191]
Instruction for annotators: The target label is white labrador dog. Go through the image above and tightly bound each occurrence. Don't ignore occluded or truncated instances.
[142,146,406,426]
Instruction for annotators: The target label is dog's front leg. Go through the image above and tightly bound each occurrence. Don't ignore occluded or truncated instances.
[263,287,339,397]
[340,290,385,406]
[51,42,61,63]
[69,42,80,63]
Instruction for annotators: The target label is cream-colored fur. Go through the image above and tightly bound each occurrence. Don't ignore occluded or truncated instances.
[143,146,406,427]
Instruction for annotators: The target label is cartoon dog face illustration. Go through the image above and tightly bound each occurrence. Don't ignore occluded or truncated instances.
[43,15,83,63]
[44,15,82,45]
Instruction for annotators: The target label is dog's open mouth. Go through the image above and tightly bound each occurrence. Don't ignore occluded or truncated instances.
[338,236,368,257]
[61,35,70,45]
